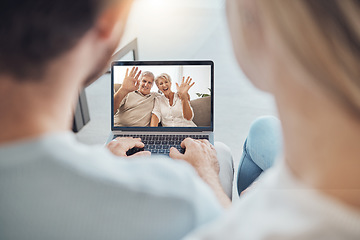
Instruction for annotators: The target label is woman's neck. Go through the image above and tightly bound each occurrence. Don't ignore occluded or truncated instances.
[275,76,360,209]
[164,91,174,99]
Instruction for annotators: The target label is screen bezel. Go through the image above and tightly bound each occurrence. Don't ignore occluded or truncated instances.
[111,60,214,132]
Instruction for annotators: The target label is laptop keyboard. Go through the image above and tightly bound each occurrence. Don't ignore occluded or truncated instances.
[113,134,209,155]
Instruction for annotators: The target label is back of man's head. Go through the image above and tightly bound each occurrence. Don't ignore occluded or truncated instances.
[0,0,114,81]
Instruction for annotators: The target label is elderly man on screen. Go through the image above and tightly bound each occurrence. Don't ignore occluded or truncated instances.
[113,67,159,127]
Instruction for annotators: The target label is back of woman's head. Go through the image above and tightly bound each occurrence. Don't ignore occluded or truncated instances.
[258,0,360,117]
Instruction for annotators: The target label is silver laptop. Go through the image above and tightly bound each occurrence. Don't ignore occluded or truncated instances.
[107,60,214,155]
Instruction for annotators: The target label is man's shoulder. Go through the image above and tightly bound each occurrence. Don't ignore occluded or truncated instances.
[150,92,161,97]
[31,137,208,200]
[128,91,157,99]
[0,133,206,200]
[0,134,221,239]
[152,92,164,100]
[59,147,222,215]
[101,156,204,198]
[122,91,146,105]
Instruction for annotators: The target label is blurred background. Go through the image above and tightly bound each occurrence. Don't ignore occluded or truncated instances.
[76,0,277,196]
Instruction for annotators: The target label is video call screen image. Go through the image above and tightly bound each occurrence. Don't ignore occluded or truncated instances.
[112,63,213,129]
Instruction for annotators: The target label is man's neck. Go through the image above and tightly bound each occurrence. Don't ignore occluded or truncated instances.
[136,90,151,97]
[0,75,79,144]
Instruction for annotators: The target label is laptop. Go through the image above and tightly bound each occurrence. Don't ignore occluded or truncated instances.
[107,60,214,155]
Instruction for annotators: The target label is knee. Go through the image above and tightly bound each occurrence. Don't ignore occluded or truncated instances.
[214,141,231,155]
[248,116,281,142]
[245,116,283,168]
[247,116,281,145]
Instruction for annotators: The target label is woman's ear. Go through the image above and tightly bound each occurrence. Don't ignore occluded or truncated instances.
[226,0,274,92]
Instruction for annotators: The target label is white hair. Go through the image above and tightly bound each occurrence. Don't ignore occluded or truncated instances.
[140,71,154,80]
[155,73,172,86]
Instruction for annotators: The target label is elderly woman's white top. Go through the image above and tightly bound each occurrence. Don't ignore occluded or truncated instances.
[184,159,360,239]
[152,93,197,127]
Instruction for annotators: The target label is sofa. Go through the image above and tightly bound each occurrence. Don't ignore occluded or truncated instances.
[190,96,211,127]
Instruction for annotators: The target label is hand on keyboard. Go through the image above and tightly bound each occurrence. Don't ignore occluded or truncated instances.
[126,147,144,156]
[169,138,219,177]
[113,134,209,156]
[170,138,231,208]
[106,137,150,157]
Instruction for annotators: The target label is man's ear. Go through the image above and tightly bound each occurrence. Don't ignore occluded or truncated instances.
[95,0,133,40]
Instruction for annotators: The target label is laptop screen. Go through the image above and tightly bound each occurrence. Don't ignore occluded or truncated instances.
[111,61,214,132]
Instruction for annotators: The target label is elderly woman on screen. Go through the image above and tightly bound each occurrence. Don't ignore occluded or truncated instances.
[150,73,197,127]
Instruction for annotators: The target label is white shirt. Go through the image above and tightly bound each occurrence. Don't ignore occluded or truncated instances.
[0,132,222,240]
[185,159,360,240]
[152,93,197,127]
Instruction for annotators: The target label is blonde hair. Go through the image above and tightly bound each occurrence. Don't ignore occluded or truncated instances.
[155,73,172,86]
[258,0,360,117]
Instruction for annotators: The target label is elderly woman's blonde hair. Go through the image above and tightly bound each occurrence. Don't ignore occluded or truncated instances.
[256,0,360,117]
[155,73,172,86]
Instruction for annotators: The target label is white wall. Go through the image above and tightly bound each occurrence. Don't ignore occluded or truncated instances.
[114,65,211,100]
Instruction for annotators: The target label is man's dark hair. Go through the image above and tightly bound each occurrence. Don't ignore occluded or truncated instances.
[0,0,111,81]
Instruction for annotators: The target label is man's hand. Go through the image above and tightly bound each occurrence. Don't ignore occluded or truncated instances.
[169,138,231,208]
[113,67,142,114]
[170,138,219,178]
[120,67,142,94]
[176,76,195,101]
[107,137,150,157]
